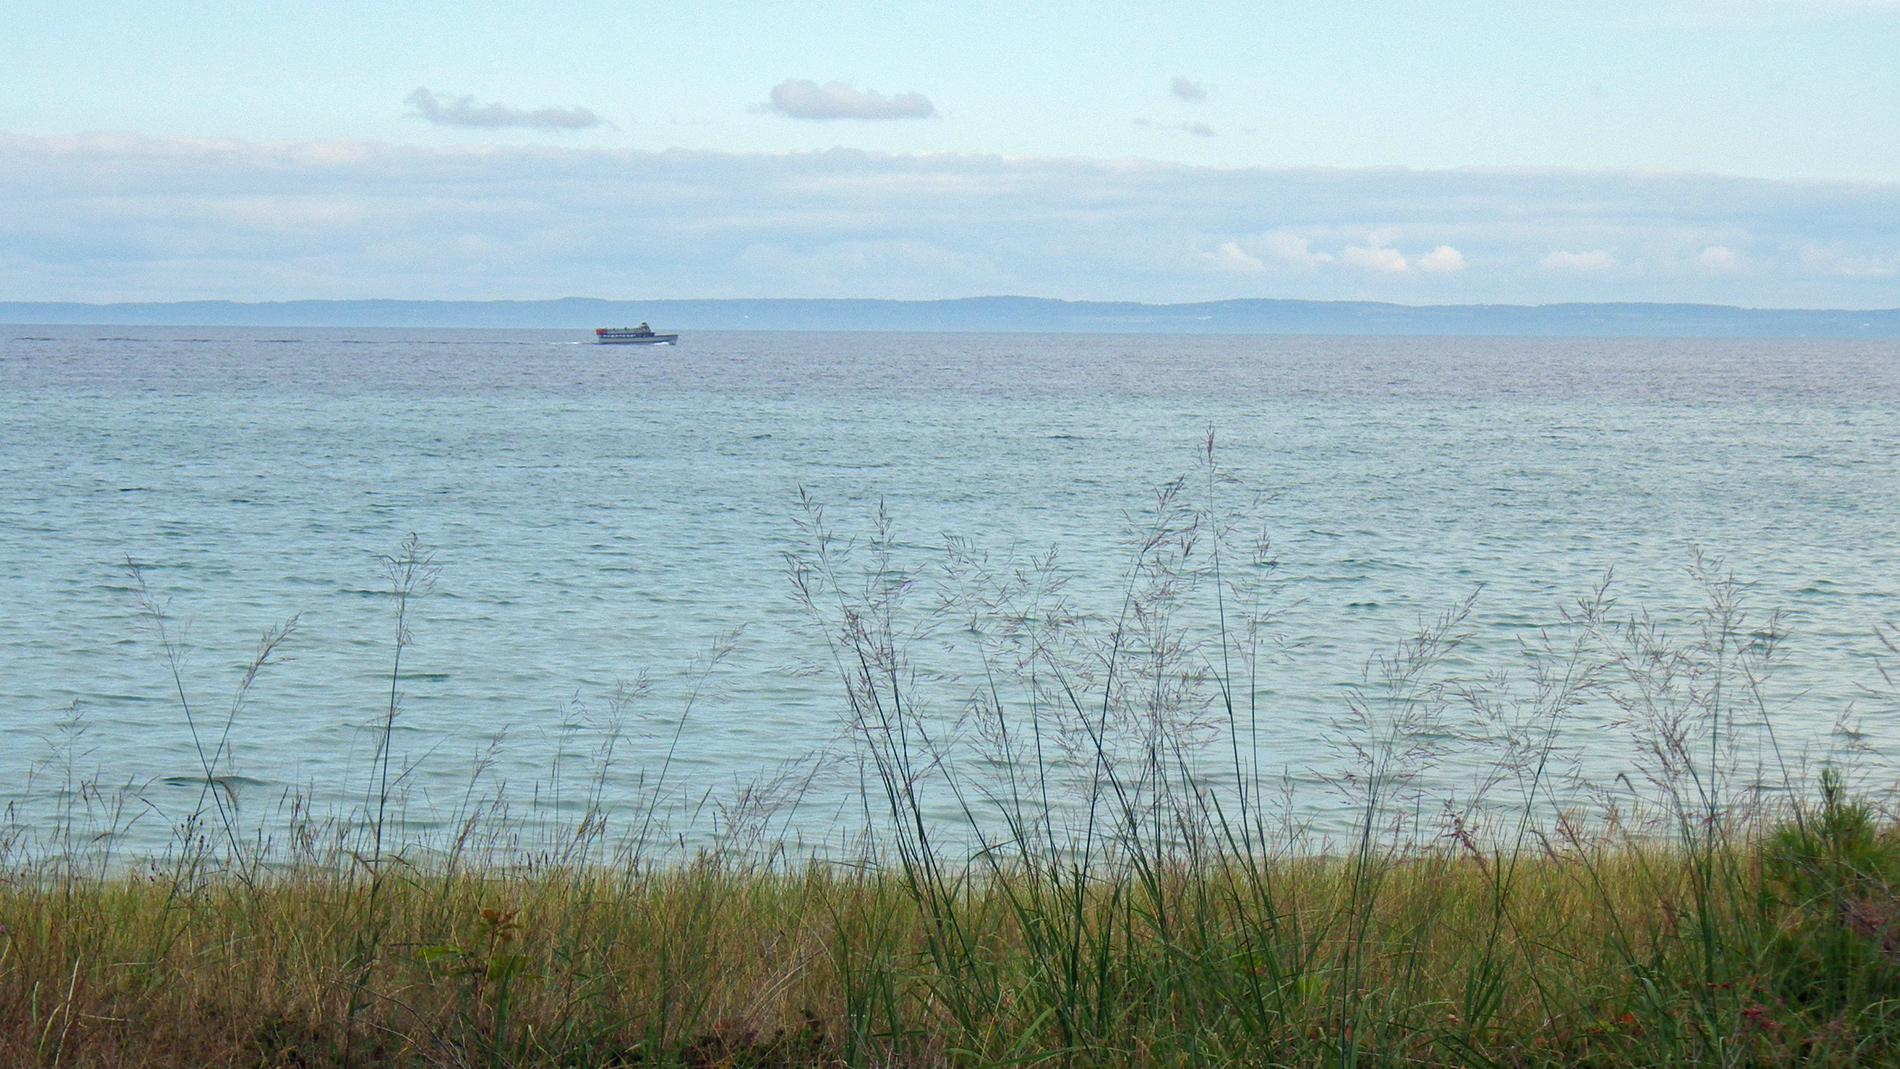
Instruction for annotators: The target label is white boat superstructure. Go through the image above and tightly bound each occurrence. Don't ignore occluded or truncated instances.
[595,323,679,345]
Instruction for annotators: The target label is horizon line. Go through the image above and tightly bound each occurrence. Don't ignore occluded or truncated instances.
[6,295,1899,339]
[6,295,1900,312]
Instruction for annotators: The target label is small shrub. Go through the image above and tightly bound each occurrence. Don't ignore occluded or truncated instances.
[1761,769,1900,1014]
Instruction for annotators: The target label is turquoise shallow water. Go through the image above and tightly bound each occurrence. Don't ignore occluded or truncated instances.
[4,327,1899,853]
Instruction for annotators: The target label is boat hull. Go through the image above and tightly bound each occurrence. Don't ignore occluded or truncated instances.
[596,335,679,345]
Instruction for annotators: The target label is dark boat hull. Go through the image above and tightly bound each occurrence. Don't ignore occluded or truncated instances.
[596,335,679,344]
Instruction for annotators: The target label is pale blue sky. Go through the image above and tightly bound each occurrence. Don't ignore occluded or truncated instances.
[4,1,1899,304]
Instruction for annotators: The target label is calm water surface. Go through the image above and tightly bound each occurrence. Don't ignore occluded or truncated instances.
[3,327,1898,851]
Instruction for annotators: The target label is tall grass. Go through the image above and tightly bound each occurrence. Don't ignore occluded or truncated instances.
[4,443,1899,1067]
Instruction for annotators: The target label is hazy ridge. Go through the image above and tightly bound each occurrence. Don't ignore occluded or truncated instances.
[6,295,1900,336]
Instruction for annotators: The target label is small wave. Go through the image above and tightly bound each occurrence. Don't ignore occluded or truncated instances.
[161,774,269,789]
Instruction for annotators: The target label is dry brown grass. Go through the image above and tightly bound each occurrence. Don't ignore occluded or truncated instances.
[3,825,1895,1068]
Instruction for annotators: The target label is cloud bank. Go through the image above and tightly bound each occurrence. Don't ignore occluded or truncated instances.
[406,88,606,130]
[2,133,1898,306]
[767,80,936,120]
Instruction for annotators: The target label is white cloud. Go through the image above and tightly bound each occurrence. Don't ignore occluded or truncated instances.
[1213,241,1266,273]
[1341,243,1410,272]
[1542,249,1616,271]
[1416,245,1466,272]
[405,88,606,130]
[767,80,936,120]
[1259,232,1335,268]
[1695,245,1744,273]
[1835,258,1899,277]
[1170,77,1208,102]
[1797,243,1900,278]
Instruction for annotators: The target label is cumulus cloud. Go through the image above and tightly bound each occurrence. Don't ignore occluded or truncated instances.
[1341,243,1411,273]
[405,88,607,130]
[1695,245,1743,273]
[1170,77,1208,102]
[767,80,936,120]
[1259,232,1334,268]
[1797,243,1900,278]
[1834,257,1899,277]
[1335,242,1463,274]
[1543,249,1616,271]
[3,133,1899,305]
[1214,241,1266,273]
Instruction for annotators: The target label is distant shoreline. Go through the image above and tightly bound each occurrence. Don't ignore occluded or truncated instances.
[5,295,1900,338]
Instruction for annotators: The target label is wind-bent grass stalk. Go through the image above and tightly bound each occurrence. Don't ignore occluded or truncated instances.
[128,563,242,873]
[631,633,738,872]
[343,532,437,1060]
[371,533,436,863]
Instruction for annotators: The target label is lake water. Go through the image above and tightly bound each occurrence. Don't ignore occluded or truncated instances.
[4,327,1899,856]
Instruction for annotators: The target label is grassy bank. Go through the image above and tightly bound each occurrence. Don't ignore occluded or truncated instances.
[9,450,1900,1066]
[3,798,1899,1067]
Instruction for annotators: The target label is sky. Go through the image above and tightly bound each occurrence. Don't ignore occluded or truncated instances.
[3,0,1899,306]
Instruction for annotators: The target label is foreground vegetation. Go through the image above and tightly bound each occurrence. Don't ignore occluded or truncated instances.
[4,793,1900,1068]
[8,448,1900,1066]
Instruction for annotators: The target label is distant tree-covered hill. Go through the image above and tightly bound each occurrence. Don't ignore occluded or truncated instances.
[4,296,1898,337]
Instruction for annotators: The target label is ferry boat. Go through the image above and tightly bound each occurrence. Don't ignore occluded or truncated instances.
[595,323,679,345]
